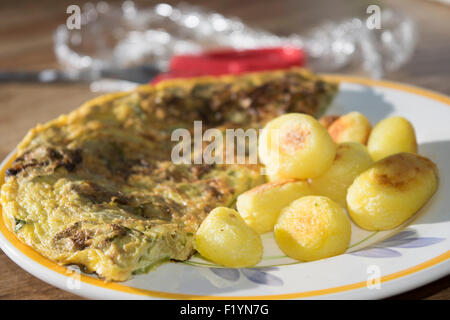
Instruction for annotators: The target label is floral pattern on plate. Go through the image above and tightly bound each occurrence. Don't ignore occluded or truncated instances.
[350,230,445,258]
[209,267,283,286]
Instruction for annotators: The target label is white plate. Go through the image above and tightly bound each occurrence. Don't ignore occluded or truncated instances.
[0,75,449,300]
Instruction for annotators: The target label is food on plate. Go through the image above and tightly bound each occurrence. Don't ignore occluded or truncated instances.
[266,172,285,182]
[274,196,351,261]
[0,68,338,281]
[318,114,340,129]
[310,142,373,207]
[325,112,372,145]
[367,116,417,161]
[259,113,336,179]
[195,207,262,267]
[236,179,314,234]
[347,152,439,230]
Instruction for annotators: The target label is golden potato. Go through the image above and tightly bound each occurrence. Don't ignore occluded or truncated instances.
[274,196,351,261]
[319,114,340,129]
[266,172,284,182]
[327,112,372,144]
[259,113,336,179]
[310,142,374,207]
[347,153,439,230]
[195,207,263,267]
[367,116,417,161]
[237,179,314,234]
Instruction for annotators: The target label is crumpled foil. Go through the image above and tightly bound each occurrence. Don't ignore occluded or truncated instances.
[55,1,417,81]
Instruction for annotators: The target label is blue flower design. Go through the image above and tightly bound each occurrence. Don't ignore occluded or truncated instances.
[351,247,401,258]
[209,267,283,286]
[241,268,283,286]
[209,267,240,281]
[350,230,445,258]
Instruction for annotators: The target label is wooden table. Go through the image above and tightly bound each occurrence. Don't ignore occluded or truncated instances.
[0,0,448,300]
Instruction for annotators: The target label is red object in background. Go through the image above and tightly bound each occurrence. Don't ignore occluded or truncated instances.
[151,47,306,84]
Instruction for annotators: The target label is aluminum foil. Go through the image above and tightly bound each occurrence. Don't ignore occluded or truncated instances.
[55,1,417,81]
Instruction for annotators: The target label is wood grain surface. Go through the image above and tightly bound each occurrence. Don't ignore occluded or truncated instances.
[0,0,448,300]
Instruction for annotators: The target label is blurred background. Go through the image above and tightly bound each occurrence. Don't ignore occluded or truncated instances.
[0,0,449,299]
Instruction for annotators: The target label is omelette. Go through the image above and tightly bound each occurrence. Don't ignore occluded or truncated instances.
[0,68,338,281]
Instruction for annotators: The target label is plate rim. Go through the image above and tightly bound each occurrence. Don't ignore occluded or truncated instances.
[1,75,449,300]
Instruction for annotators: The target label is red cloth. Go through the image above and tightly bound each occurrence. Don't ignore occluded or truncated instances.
[151,47,305,84]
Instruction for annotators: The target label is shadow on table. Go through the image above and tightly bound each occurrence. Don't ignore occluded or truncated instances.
[389,274,450,300]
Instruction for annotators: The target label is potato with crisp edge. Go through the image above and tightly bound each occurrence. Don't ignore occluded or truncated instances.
[367,116,417,161]
[237,179,314,234]
[274,196,351,261]
[319,114,340,129]
[195,207,263,267]
[347,153,438,230]
[259,113,336,179]
[326,112,372,145]
[310,142,373,207]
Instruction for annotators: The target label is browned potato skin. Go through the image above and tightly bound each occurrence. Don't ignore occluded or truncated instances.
[327,112,372,145]
[319,115,340,129]
[261,113,336,179]
[274,196,351,261]
[347,152,439,230]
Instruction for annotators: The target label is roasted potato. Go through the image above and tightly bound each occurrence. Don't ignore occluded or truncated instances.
[266,172,284,182]
[310,142,374,207]
[259,113,336,179]
[326,112,372,145]
[347,153,439,230]
[367,116,417,161]
[274,196,351,261]
[237,179,314,234]
[195,207,263,267]
[319,114,340,129]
